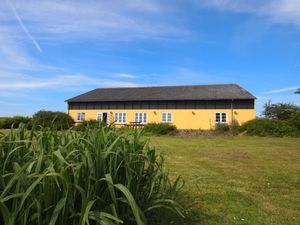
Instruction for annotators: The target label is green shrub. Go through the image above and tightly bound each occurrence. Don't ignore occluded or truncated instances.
[288,112,300,129]
[75,119,105,131]
[0,116,32,129]
[215,123,230,132]
[230,122,241,135]
[144,123,177,135]
[0,124,184,225]
[32,110,74,130]
[239,118,299,137]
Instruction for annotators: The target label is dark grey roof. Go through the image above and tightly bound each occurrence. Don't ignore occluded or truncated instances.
[66,84,256,102]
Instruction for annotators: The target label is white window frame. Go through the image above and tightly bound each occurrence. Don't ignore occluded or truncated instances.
[215,112,227,124]
[161,112,172,123]
[134,112,148,124]
[96,112,103,121]
[77,112,86,121]
[114,112,126,124]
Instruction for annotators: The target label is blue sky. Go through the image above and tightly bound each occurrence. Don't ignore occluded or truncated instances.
[0,0,299,116]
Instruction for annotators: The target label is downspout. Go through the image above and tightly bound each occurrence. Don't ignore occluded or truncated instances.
[231,99,234,125]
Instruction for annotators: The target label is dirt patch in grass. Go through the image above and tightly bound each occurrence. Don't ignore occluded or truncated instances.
[207,151,250,160]
[262,202,278,213]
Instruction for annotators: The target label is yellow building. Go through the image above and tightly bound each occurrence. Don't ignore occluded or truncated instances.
[66,84,256,129]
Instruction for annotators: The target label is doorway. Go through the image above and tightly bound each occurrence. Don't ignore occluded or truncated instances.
[102,113,108,125]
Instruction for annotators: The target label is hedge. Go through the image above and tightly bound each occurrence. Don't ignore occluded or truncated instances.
[238,118,300,137]
[0,116,32,129]
[143,123,177,135]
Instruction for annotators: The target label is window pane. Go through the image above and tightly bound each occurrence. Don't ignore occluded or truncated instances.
[222,113,226,123]
[135,113,138,122]
[115,113,118,122]
[162,113,166,122]
[82,113,85,121]
[123,113,126,123]
[167,113,171,122]
[216,113,220,122]
[143,113,147,123]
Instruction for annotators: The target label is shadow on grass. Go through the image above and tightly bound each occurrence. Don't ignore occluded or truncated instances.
[148,191,218,225]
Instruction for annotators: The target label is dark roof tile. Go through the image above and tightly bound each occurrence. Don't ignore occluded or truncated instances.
[66,84,256,102]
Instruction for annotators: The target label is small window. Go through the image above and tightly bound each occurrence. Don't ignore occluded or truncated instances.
[77,112,85,121]
[114,112,126,124]
[215,112,227,123]
[161,112,172,123]
[134,112,147,124]
[96,112,103,121]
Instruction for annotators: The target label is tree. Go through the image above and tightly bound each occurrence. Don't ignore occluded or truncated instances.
[295,88,300,94]
[32,110,74,129]
[262,101,300,120]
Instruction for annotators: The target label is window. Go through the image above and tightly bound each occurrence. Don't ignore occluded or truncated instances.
[96,112,103,121]
[161,112,172,123]
[135,112,147,124]
[114,112,126,124]
[77,112,85,121]
[215,112,227,123]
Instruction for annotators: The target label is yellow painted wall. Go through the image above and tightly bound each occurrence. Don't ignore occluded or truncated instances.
[68,109,256,129]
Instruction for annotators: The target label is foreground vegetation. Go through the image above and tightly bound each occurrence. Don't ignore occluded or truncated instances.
[1,124,299,225]
[0,125,183,225]
[149,135,300,225]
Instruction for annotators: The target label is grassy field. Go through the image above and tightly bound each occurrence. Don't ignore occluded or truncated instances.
[149,136,300,225]
[1,128,299,224]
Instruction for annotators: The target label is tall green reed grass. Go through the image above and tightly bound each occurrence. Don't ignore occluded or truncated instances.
[0,124,184,225]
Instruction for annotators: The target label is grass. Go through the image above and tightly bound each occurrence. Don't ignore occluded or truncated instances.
[1,127,299,224]
[148,135,300,225]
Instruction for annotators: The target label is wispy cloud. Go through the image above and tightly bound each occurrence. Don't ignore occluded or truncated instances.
[199,0,300,28]
[266,0,300,27]
[5,0,42,53]
[0,100,27,106]
[112,73,140,79]
[0,0,189,41]
[0,27,35,70]
[266,86,299,94]
[0,73,140,90]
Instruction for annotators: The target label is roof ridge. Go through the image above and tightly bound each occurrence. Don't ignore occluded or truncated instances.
[94,83,238,90]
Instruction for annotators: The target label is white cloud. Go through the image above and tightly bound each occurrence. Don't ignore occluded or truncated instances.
[0,90,28,97]
[0,100,27,106]
[0,0,190,82]
[0,73,140,90]
[199,0,300,28]
[112,73,140,79]
[266,0,300,26]
[0,27,35,70]
[266,86,299,94]
[5,0,42,53]
[0,0,189,41]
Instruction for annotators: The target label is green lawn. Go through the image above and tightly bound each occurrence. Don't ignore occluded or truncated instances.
[149,136,300,225]
[1,128,299,224]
